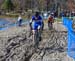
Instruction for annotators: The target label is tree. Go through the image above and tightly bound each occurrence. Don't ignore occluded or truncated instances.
[1,0,14,12]
[37,0,45,11]
[25,0,32,10]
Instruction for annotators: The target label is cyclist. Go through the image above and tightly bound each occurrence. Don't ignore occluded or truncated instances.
[29,11,43,43]
[48,13,54,30]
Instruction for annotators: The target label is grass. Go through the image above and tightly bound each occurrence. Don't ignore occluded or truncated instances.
[55,18,62,22]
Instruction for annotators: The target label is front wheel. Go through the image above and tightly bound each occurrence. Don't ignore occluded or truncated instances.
[38,29,42,41]
[32,30,36,45]
[32,29,42,48]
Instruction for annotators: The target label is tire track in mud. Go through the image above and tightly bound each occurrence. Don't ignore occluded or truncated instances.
[0,23,69,61]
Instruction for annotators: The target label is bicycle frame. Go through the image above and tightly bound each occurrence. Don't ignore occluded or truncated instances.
[48,22,53,30]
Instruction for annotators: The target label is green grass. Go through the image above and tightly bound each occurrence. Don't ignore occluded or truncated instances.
[55,18,62,22]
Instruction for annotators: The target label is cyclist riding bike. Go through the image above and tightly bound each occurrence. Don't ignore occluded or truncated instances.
[48,13,54,30]
[29,11,43,45]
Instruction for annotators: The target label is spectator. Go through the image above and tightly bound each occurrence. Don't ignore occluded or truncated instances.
[17,15,23,26]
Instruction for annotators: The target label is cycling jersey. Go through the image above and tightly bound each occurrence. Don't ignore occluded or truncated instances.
[31,16,42,30]
[48,16,54,23]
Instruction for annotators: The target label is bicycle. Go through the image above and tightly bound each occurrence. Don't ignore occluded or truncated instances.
[28,21,42,48]
[32,26,42,47]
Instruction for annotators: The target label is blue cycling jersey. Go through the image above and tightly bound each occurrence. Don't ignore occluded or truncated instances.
[31,16,42,30]
[32,16,42,21]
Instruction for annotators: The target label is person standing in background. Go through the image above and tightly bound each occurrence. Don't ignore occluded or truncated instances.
[17,15,23,26]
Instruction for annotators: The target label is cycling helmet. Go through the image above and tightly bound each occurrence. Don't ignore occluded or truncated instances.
[35,11,40,17]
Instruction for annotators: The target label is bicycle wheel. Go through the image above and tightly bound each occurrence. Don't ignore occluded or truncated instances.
[32,31,37,45]
[38,29,42,41]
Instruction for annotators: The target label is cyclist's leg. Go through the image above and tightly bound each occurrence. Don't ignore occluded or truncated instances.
[49,22,53,30]
[48,21,50,30]
[32,30,36,44]
[18,21,20,26]
[37,24,42,41]
[41,21,44,31]
[32,22,37,45]
[18,19,22,26]
[51,22,53,29]
[29,23,32,37]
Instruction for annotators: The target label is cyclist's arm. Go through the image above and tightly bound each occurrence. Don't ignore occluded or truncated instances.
[29,16,34,23]
[30,19,33,23]
[29,19,33,27]
[18,17,22,21]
